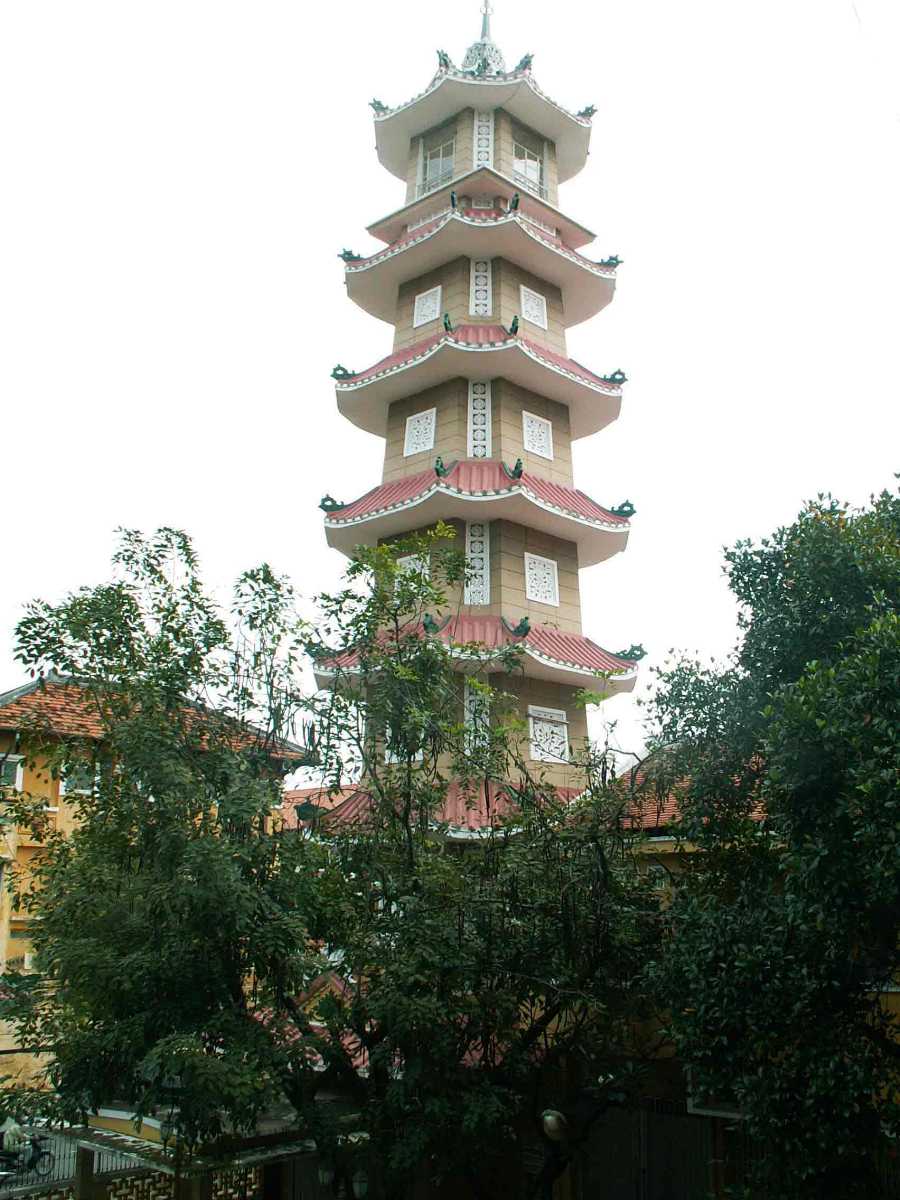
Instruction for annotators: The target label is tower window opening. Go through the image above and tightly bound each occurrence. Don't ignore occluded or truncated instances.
[520,286,548,330]
[404,408,437,456]
[524,552,559,606]
[528,705,569,762]
[419,137,456,197]
[413,285,442,328]
[512,140,545,198]
[522,411,553,460]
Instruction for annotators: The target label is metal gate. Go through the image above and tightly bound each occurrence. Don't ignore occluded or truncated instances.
[577,1107,712,1200]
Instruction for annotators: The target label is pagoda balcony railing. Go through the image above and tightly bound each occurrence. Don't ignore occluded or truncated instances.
[416,166,456,198]
[512,170,548,200]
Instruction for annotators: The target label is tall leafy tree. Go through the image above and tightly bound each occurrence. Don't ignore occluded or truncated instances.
[2,527,660,1199]
[646,486,900,1197]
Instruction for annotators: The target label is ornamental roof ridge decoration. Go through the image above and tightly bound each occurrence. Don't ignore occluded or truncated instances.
[321,460,632,531]
[332,324,624,396]
[343,209,619,278]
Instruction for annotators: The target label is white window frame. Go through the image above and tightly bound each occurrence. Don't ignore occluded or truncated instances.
[59,760,99,797]
[522,410,554,460]
[0,755,24,791]
[468,258,493,317]
[528,705,569,763]
[464,521,491,605]
[467,381,492,458]
[523,552,560,607]
[420,137,456,196]
[520,285,548,330]
[413,285,442,328]
[403,407,437,456]
[512,140,544,196]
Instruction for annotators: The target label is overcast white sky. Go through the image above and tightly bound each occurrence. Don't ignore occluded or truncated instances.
[1,0,898,759]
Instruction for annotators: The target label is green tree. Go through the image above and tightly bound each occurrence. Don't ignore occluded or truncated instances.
[2,527,660,1198]
[646,486,900,1198]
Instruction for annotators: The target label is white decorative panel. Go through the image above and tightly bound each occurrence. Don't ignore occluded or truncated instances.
[413,285,442,328]
[524,552,559,606]
[469,258,493,316]
[396,553,430,579]
[471,194,494,209]
[520,285,548,330]
[464,679,491,753]
[522,411,553,460]
[528,705,569,763]
[467,381,492,458]
[473,110,494,170]
[404,408,436,456]
[464,521,491,605]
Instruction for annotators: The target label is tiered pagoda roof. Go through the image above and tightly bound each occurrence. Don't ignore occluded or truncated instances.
[323,459,630,563]
[334,323,624,438]
[345,207,618,326]
[314,613,640,693]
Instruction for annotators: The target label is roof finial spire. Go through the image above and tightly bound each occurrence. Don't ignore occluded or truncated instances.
[481,0,493,41]
[463,0,505,74]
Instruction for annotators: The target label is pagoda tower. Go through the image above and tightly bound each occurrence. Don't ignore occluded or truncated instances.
[319,6,640,791]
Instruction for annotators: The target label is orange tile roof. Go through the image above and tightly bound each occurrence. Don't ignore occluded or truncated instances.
[0,677,104,739]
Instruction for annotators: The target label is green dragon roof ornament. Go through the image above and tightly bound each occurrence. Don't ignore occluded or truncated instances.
[616,644,646,662]
[319,495,346,513]
[338,249,363,263]
[502,458,524,480]
[599,254,622,268]
[369,99,388,115]
[331,365,354,380]
[601,369,628,385]
[610,500,636,518]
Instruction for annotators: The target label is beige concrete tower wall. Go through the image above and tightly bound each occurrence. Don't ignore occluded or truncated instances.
[382,381,574,488]
[493,520,582,634]
[492,260,566,352]
[404,109,475,204]
[392,258,567,355]
[493,110,559,207]
[378,518,584,636]
[383,380,469,481]
[491,381,573,485]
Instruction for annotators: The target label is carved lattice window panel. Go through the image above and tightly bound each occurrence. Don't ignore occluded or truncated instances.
[469,258,493,316]
[464,521,491,605]
[524,552,559,606]
[520,285,548,330]
[413,285,442,328]
[404,408,436,456]
[528,705,569,763]
[467,381,492,458]
[522,411,553,460]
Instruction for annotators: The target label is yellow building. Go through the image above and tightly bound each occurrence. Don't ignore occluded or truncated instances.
[0,674,104,1083]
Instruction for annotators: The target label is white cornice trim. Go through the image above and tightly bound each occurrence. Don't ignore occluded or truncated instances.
[346,210,616,280]
[374,68,591,130]
[334,333,621,399]
[323,476,629,535]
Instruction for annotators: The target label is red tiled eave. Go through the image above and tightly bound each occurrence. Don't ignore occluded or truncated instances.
[324,459,629,529]
[0,678,104,739]
[319,615,639,679]
[335,325,620,394]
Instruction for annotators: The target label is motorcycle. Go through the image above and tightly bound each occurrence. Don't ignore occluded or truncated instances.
[0,1132,55,1180]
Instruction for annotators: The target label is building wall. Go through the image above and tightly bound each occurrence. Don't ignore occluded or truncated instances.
[493,109,559,207]
[392,257,566,355]
[493,520,582,634]
[382,379,469,481]
[491,380,573,485]
[404,109,475,205]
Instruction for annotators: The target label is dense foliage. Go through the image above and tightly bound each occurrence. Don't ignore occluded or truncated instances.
[646,486,900,1197]
[2,528,660,1198]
